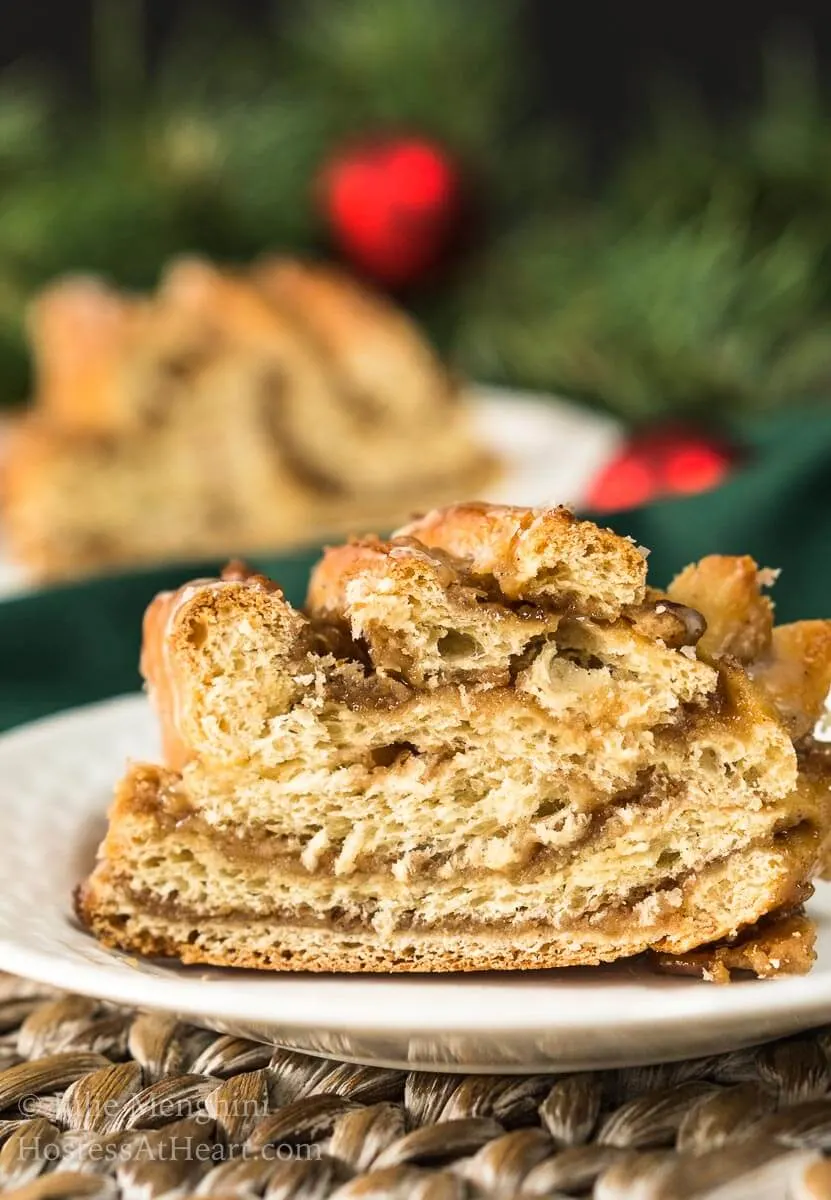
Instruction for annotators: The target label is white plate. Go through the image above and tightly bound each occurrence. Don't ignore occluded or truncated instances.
[2,695,830,1075]
[473,385,623,509]
[0,387,623,599]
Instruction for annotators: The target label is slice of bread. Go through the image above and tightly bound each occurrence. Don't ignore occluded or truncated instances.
[77,504,831,974]
[3,261,493,582]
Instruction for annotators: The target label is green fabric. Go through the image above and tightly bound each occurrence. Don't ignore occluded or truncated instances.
[607,411,831,623]
[0,410,829,734]
[0,547,320,734]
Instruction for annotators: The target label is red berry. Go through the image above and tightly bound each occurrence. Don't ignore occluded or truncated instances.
[662,441,733,494]
[585,452,659,512]
[320,137,461,285]
[586,427,737,512]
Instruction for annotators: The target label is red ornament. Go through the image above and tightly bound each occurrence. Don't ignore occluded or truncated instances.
[586,425,739,513]
[319,136,462,286]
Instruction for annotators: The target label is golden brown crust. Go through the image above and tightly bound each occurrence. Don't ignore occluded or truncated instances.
[652,907,816,983]
[159,256,303,348]
[140,574,309,770]
[668,555,775,662]
[668,559,831,750]
[26,276,144,434]
[307,536,454,615]
[751,622,831,742]
[140,588,197,772]
[396,502,648,617]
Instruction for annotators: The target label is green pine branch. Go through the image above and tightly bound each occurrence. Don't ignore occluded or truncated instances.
[0,0,828,420]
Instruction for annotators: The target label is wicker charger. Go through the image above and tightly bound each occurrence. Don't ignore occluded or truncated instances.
[0,974,830,1199]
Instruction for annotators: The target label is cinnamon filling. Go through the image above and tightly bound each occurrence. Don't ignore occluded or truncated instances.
[120,765,815,889]
[108,827,814,938]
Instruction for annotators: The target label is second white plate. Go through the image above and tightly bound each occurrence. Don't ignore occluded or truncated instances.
[1,695,830,1073]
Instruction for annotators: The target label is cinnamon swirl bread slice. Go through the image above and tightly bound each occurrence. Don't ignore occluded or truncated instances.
[77,504,830,974]
[3,260,492,581]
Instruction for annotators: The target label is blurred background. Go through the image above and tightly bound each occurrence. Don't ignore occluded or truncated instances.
[5,0,831,417]
[10,3,831,166]
[5,0,831,725]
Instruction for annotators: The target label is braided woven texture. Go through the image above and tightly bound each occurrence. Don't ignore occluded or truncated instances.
[2,975,831,1199]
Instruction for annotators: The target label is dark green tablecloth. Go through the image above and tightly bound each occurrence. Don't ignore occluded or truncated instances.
[0,546,320,733]
[1,410,830,734]
[609,411,831,617]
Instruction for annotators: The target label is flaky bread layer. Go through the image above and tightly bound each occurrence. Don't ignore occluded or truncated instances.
[154,717,801,876]
[77,830,817,972]
[142,545,831,783]
[120,649,801,876]
[167,670,797,861]
[86,761,819,934]
[144,570,756,779]
[306,535,714,696]
[73,508,831,975]
[395,503,648,619]
[307,537,563,687]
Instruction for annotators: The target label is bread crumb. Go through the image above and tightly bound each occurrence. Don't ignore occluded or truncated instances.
[300,828,330,872]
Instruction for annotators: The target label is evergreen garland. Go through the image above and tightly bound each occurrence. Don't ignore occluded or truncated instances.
[0,0,830,420]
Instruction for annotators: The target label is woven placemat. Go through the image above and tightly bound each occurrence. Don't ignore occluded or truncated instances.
[1,975,831,1199]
